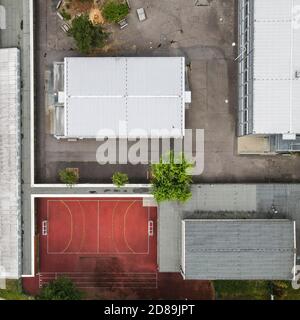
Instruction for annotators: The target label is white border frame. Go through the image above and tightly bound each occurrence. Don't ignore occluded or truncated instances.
[22,193,154,277]
[29,0,35,188]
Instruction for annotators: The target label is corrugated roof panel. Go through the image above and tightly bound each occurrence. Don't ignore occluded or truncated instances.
[253,23,291,79]
[127,57,184,96]
[252,0,300,135]
[65,57,126,97]
[64,57,185,138]
[0,48,21,279]
[253,81,291,134]
[127,97,183,138]
[183,220,295,280]
[254,0,292,20]
[66,97,126,138]
[292,81,300,132]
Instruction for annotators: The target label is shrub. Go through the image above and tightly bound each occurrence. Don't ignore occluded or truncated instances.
[112,172,129,187]
[60,8,71,21]
[102,1,129,23]
[151,152,194,203]
[69,14,109,53]
[272,281,289,299]
[59,168,79,186]
[37,277,83,300]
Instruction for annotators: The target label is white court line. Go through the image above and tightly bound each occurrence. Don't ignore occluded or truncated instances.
[111,201,120,253]
[45,200,152,255]
[46,200,74,254]
[77,200,86,253]
[97,200,100,253]
[123,201,136,253]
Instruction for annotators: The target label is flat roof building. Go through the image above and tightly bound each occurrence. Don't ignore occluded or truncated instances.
[0,48,21,279]
[54,57,189,139]
[181,219,296,280]
[238,0,300,143]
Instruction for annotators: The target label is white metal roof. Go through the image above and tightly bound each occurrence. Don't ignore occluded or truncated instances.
[0,48,21,279]
[64,57,185,138]
[252,0,300,135]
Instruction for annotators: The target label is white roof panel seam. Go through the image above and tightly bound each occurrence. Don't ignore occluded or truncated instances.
[64,57,185,138]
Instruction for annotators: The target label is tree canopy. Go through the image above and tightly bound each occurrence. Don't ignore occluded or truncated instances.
[150,152,194,203]
[112,172,129,187]
[59,168,79,186]
[102,1,129,23]
[37,277,83,300]
[69,14,108,53]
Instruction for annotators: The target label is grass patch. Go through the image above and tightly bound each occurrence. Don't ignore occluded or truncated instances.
[0,280,32,300]
[102,0,129,23]
[214,280,270,300]
[214,280,300,300]
[278,282,300,300]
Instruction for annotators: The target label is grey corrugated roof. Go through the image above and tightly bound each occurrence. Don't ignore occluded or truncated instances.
[183,219,295,280]
[0,48,21,279]
[64,57,185,138]
[252,0,300,135]
[158,185,258,272]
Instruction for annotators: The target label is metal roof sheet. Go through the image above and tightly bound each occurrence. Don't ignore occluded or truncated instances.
[252,0,300,134]
[126,57,184,96]
[64,57,185,138]
[183,219,295,280]
[65,97,127,137]
[127,97,183,138]
[65,57,126,97]
[0,48,21,279]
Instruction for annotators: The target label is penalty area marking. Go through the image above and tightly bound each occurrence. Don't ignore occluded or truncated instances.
[45,199,152,255]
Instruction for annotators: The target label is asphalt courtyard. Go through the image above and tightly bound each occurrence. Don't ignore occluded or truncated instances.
[34,0,300,184]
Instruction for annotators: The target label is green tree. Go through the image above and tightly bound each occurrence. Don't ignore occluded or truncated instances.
[112,172,129,187]
[37,277,83,300]
[59,168,79,186]
[69,14,108,53]
[102,1,129,23]
[151,152,194,203]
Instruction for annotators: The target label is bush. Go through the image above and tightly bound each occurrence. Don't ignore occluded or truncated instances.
[69,14,109,53]
[102,1,129,23]
[112,172,129,187]
[37,277,83,300]
[59,168,79,186]
[272,281,289,299]
[60,8,71,21]
[151,152,194,203]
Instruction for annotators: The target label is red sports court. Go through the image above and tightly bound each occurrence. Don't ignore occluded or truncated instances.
[33,197,157,290]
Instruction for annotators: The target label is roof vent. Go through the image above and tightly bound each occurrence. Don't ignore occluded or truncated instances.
[295,70,300,79]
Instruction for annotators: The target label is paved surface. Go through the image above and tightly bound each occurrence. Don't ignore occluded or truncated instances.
[159,184,300,273]
[34,0,300,184]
